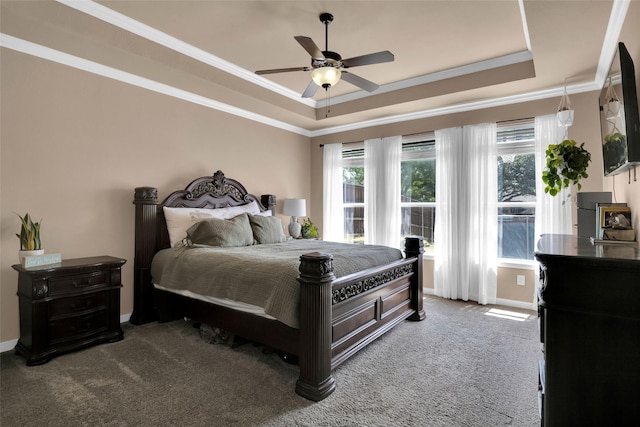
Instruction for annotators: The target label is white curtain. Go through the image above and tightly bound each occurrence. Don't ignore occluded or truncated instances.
[434,123,498,304]
[534,115,573,237]
[434,127,464,300]
[322,143,344,242]
[364,136,402,248]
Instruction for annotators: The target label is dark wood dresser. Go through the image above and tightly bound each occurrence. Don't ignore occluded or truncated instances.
[534,234,640,426]
[12,256,126,365]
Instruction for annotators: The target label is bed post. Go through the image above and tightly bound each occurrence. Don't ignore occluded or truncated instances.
[131,187,160,325]
[405,236,426,321]
[260,194,276,213]
[295,252,336,401]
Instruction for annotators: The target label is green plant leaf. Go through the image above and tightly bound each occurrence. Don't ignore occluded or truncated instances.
[542,139,591,197]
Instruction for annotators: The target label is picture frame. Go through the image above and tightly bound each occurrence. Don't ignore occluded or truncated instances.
[596,204,632,239]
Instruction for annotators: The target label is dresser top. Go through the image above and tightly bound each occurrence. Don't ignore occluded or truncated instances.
[12,255,126,274]
[535,234,640,261]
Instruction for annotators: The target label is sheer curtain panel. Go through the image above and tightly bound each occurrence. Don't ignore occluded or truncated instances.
[322,143,344,242]
[534,114,573,237]
[364,136,402,248]
[433,127,464,300]
[434,123,498,304]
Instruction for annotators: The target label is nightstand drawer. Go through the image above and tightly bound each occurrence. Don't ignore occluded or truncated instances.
[49,311,109,344]
[49,291,110,320]
[49,271,109,295]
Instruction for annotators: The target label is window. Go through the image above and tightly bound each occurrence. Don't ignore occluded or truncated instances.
[340,138,436,246]
[401,136,436,252]
[496,122,536,260]
[342,145,364,244]
[337,122,536,261]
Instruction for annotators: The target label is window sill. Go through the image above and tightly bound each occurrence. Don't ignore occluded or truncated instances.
[497,258,537,270]
[419,254,536,270]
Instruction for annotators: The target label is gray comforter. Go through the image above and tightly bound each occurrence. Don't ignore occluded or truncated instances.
[150,240,403,328]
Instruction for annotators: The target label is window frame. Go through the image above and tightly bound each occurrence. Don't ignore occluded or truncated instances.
[341,144,365,244]
[336,122,538,265]
[496,121,537,263]
[400,134,436,251]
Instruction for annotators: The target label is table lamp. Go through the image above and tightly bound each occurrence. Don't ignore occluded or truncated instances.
[283,198,306,239]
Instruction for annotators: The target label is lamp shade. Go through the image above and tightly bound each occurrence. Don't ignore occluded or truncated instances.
[311,67,341,87]
[283,199,306,217]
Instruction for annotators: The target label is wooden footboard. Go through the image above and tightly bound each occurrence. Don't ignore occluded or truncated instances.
[295,236,424,401]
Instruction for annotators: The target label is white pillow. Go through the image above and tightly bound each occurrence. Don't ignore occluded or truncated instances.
[163,201,261,247]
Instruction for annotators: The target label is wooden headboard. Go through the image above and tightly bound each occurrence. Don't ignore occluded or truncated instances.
[131,170,276,324]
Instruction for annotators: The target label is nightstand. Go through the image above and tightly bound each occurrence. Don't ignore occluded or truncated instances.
[12,256,126,365]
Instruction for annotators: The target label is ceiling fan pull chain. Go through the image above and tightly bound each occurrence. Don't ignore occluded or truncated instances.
[325,86,330,118]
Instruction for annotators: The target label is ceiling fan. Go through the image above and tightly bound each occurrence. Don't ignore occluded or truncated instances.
[255,13,394,98]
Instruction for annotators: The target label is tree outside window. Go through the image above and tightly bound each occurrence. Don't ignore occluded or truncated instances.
[338,123,536,261]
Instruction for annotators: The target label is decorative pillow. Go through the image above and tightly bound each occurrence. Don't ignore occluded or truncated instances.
[248,214,286,244]
[163,201,261,247]
[186,213,254,247]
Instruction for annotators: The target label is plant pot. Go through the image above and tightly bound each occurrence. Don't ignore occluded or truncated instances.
[557,109,574,127]
[606,101,621,119]
[19,249,44,264]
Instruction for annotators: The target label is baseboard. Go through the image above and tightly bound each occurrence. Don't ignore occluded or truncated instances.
[0,339,18,354]
[496,298,537,311]
[0,313,133,354]
[424,288,536,311]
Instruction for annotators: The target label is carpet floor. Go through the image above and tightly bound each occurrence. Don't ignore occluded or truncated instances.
[1,295,540,426]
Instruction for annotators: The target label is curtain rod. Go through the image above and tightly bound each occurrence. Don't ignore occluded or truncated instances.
[319,132,431,147]
[318,117,534,147]
[319,141,360,148]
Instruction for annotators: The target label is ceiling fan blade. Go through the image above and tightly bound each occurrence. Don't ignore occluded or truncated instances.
[301,80,319,98]
[341,71,379,92]
[342,51,394,68]
[255,67,310,75]
[294,36,325,59]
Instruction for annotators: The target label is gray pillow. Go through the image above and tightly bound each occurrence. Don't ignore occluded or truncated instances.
[186,213,253,247]
[248,214,286,244]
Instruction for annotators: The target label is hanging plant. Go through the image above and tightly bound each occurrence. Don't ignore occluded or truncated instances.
[542,139,591,196]
[602,132,627,174]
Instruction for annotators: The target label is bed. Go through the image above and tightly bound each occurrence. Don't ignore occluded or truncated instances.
[131,170,425,401]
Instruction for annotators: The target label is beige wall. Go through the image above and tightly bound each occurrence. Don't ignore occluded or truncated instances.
[0,50,311,343]
[2,11,639,344]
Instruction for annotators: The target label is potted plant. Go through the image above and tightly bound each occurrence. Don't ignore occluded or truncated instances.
[301,218,318,239]
[602,132,627,174]
[16,213,43,262]
[542,139,591,196]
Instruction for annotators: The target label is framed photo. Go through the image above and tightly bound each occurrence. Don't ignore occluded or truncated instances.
[598,205,632,238]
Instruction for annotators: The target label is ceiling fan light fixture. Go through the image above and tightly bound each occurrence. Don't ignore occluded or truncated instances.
[311,67,341,88]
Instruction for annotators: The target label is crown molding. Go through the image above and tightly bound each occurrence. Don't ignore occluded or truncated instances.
[308,81,599,138]
[4,0,630,138]
[316,50,534,108]
[0,33,312,137]
[595,0,630,88]
[56,0,315,107]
